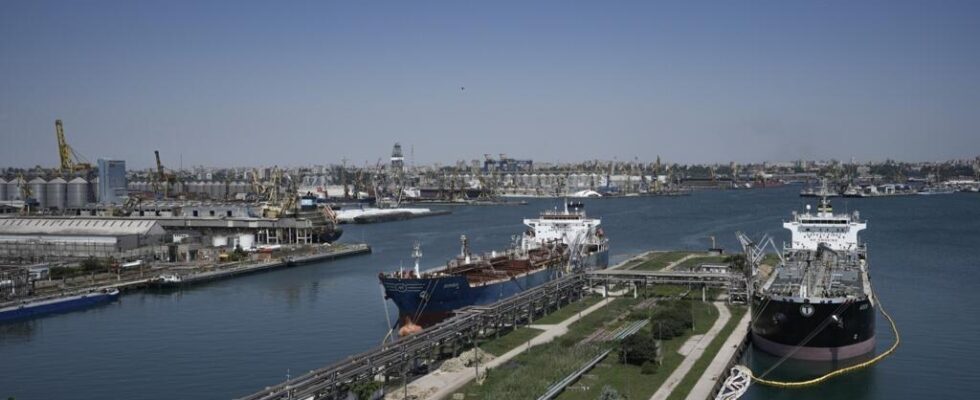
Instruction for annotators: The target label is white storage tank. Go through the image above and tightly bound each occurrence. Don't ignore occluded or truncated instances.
[29,177,47,208]
[211,235,229,248]
[46,177,67,211]
[0,178,7,201]
[67,177,90,208]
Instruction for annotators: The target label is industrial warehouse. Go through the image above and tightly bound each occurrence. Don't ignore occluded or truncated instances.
[0,218,167,261]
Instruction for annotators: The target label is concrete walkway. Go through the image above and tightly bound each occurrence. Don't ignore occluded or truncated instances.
[684,309,750,400]
[611,251,653,270]
[411,297,616,400]
[663,254,698,271]
[649,302,730,400]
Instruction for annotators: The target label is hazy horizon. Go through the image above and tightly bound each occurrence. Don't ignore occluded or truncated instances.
[3,1,979,169]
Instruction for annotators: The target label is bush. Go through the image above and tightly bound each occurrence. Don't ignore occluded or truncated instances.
[349,380,382,400]
[641,361,659,375]
[725,253,747,272]
[597,385,623,400]
[650,300,693,340]
[80,257,104,272]
[619,334,659,366]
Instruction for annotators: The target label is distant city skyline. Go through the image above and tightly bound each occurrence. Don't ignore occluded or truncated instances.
[3,1,979,169]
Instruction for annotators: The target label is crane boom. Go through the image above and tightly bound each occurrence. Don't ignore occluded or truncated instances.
[55,119,92,174]
[56,120,73,173]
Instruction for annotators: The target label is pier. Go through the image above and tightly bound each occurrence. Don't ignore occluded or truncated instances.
[238,273,589,400]
[157,244,371,287]
[239,268,751,400]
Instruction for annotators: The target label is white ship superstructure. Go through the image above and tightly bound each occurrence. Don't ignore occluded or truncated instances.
[783,197,866,251]
[523,201,604,250]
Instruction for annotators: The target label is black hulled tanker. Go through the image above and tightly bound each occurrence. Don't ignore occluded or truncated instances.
[751,196,876,361]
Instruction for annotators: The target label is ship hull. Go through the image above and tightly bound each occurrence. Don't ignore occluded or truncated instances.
[0,290,120,323]
[383,248,608,327]
[751,294,875,361]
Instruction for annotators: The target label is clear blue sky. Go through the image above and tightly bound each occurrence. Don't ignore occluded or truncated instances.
[2,0,978,168]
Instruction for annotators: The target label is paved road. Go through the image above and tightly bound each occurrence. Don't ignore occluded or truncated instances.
[649,301,731,400]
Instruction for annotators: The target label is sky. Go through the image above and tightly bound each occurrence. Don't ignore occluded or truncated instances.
[1,0,979,169]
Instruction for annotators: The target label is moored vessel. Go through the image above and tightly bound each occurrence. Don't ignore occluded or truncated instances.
[379,201,608,334]
[0,288,120,323]
[751,196,876,361]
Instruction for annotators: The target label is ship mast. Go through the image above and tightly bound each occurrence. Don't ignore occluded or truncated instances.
[412,241,422,276]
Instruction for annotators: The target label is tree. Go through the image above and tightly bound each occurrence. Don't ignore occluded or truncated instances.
[651,300,693,340]
[620,334,659,366]
[725,253,747,273]
[349,380,382,400]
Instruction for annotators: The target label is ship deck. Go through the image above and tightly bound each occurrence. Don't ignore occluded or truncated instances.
[763,248,870,300]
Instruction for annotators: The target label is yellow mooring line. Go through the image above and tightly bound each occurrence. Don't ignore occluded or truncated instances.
[748,291,900,388]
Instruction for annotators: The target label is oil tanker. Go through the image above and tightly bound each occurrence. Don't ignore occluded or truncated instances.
[379,201,608,334]
[751,196,876,361]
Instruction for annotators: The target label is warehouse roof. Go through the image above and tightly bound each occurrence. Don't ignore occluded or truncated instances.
[0,218,166,236]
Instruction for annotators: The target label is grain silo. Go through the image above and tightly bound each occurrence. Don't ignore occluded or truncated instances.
[46,177,67,210]
[29,177,47,208]
[90,176,99,203]
[67,177,90,208]
[6,177,24,201]
[0,178,7,201]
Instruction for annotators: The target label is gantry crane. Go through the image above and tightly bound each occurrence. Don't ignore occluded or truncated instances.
[55,120,92,174]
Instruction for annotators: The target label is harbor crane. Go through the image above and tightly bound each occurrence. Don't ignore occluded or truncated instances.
[55,119,92,174]
[153,150,179,198]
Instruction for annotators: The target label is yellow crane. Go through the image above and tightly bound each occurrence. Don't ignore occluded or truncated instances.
[55,119,92,174]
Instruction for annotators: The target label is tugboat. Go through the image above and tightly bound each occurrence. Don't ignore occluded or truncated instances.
[379,201,608,334]
[751,196,876,361]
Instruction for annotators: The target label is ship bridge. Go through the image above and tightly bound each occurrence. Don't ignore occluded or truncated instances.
[784,197,865,251]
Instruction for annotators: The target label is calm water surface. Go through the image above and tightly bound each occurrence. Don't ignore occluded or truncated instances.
[1,186,977,399]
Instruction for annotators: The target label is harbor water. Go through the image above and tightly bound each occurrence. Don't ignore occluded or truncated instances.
[1,186,977,399]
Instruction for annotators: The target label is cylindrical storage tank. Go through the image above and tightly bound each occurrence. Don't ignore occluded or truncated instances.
[211,235,228,248]
[173,181,184,194]
[46,177,67,211]
[29,177,47,208]
[190,182,203,194]
[0,178,7,201]
[234,181,248,197]
[90,176,100,203]
[67,177,89,208]
[210,182,224,199]
[7,178,24,201]
[237,233,255,250]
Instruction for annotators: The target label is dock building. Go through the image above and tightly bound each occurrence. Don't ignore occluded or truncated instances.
[0,218,167,261]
